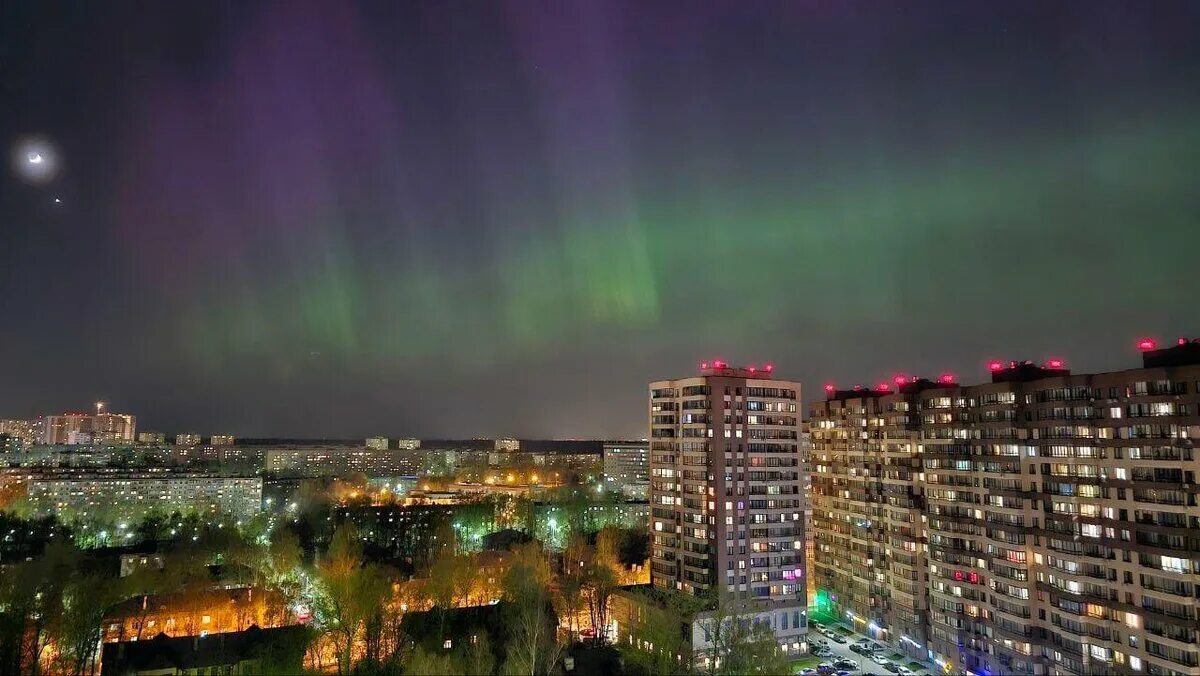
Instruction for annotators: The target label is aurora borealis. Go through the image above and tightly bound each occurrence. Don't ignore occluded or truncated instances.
[2,2,1200,438]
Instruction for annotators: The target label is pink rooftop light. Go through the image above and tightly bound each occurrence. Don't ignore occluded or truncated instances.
[1136,338,1157,351]
[938,373,955,384]
[987,360,1004,372]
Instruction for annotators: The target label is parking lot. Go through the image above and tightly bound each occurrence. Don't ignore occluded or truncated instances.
[797,623,933,676]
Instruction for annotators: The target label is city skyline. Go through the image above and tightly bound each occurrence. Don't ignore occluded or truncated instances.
[3,337,1193,439]
[3,2,1200,438]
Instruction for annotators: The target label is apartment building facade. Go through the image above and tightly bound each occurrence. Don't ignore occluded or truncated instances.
[809,377,937,662]
[650,362,808,654]
[27,472,263,522]
[604,441,651,499]
[809,340,1200,676]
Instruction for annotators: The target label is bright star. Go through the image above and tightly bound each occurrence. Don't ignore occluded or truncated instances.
[11,137,59,183]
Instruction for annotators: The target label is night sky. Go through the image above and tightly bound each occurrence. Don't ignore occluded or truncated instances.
[2,2,1199,439]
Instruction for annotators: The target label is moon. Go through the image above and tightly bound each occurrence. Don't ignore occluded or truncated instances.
[11,137,59,183]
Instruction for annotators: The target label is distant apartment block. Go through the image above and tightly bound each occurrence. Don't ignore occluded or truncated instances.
[210,435,235,446]
[0,419,39,445]
[27,473,263,521]
[494,438,520,452]
[42,411,136,444]
[262,446,420,478]
[603,441,650,499]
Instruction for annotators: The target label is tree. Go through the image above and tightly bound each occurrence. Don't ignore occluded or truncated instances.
[581,561,616,643]
[424,551,474,638]
[25,541,78,675]
[617,590,695,676]
[0,560,41,674]
[500,543,560,676]
[56,573,122,676]
[269,527,303,578]
[405,645,462,676]
[695,590,790,676]
[121,566,168,641]
[557,533,590,637]
[461,629,496,676]
[314,523,392,674]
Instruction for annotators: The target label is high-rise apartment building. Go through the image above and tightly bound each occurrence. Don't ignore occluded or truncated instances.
[210,435,235,446]
[649,361,807,653]
[175,433,201,446]
[810,339,1200,676]
[366,436,389,451]
[41,411,135,444]
[810,377,944,660]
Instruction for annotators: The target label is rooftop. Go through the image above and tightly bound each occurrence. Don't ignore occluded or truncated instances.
[698,359,777,379]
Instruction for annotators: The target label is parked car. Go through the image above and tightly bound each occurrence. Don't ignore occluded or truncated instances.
[872,654,892,666]
[817,663,836,675]
[880,662,901,674]
[828,633,848,644]
[798,669,819,676]
[895,667,915,676]
[812,621,826,631]
[836,671,853,676]
[834,659,858,671]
